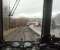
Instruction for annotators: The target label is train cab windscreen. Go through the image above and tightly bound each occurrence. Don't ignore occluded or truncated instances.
[3,0,44,41]
[2,0,60,50]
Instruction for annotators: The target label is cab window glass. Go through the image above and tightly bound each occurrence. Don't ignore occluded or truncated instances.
[3,0,44,41]
[51,0,60,38]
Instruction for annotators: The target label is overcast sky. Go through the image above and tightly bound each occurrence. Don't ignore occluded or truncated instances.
[3,0,60,18]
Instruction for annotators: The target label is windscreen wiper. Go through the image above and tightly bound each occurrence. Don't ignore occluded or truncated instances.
[9,0,20,16]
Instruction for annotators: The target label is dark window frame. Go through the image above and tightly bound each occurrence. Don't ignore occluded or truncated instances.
[0,0,3,41]
[41,0,53,42]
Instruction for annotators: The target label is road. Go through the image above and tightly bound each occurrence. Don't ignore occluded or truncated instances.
[3,26,60,50]
[4,25,60,41]
[29,25,60,38]
[4,26,38,41]
[29,25,41,36]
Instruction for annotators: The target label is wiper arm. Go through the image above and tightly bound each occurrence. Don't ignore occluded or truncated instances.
[9,0,20,16]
